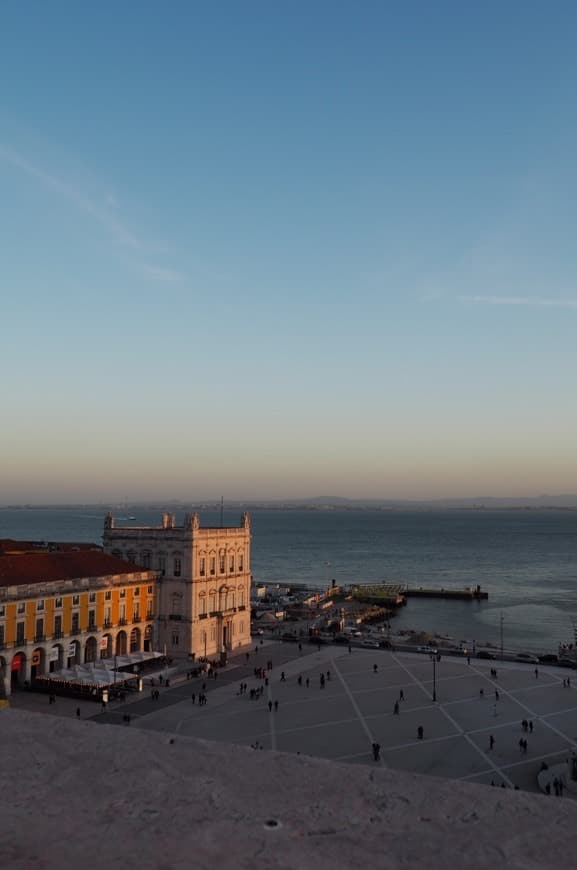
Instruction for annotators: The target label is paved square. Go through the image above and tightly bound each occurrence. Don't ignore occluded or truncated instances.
[13,640,577,795]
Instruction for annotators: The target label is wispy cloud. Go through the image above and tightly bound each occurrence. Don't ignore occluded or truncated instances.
[0,144,183,282]
[139,263,182,283]
[459,295,577,310]
[0,144,142,249]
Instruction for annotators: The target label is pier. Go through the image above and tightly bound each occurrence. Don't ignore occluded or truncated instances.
[404,585,488,601]
[348,582,488,604]
[258,581,489,603]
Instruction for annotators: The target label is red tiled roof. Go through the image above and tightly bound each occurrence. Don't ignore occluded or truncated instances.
[0,551,149,588]
[0,539,100,554]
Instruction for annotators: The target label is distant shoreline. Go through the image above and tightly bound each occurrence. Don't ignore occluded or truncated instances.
[2,503,577,513]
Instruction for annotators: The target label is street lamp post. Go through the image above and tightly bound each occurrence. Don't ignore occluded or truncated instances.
[432,654,437,702]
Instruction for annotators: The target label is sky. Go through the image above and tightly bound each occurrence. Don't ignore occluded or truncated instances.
[1,1,577,503]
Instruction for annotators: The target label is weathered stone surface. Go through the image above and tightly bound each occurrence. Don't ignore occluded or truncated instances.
[0,709,573,869]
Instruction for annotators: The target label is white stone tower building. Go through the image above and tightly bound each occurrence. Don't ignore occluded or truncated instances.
[103,511,251,659]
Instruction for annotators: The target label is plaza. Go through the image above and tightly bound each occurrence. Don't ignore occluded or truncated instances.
[29,641,571,795]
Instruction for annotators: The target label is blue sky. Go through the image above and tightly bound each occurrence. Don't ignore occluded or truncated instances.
[2,1,577,502]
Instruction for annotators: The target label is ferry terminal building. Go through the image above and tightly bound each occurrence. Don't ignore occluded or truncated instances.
[0,511,252,697]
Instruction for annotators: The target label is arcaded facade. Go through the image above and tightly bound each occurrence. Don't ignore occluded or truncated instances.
[103,512,252,659]
[0,540,157,698]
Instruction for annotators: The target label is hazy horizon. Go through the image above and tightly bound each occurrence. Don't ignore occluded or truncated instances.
[2,3,577,503]
[2,492,577,508]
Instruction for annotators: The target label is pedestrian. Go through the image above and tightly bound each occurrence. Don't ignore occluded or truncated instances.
[399,689,404,701]
[534,668,539,679]
[417,725,424,740]
[126,714,131,725]
[348,644,352,654]
[306,678,310,688]
[298,675,302,686]
[191,693,196,704]
[101,700,107,712]
[490,735,495,749]
[373,664,378,673]
[326,670,331,681]
[298,643,302,654]
[317,643,321,652]
[467,656,471,665]
[529,721,533,733]
[372,742,381,761]
[568,677,571,687]
[274,700,278,711]
[265,677,269,686]
[76,707,81,719]
[479,688,484,697]
[320,674,325,689]
[280,671,286,682]
[268,700,273,713]
[245,652,250,663]
[495,690,500,701]
[563,678,567,688]
[393,701,399,715]
[159,674,164,685]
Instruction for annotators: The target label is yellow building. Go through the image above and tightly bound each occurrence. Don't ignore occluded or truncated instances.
[0,540,157,697]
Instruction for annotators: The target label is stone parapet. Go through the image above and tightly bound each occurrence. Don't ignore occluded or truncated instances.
[0,709,575,869]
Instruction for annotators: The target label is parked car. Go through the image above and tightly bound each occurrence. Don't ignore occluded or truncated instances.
[361,639,380,649]
[477,650,495,660]
[515,653,540,664]
[538,654,559,664]
[280,632,298,642]
[416,646,438,655]
[557,658,577,669]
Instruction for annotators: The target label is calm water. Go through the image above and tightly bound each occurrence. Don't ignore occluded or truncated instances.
[2,507,577,653]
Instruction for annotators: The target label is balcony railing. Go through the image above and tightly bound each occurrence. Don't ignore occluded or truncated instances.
[103,620,112,629]
[14,639,25,647]
[53,631,63,639]
[118,618,127,626]
[87,625,97,633]
[238,605,246,611]
[168,614,182,621]
[198,613,208,620]
[70,627,81,635]
[34,634,46,643]
[133,616,141,623]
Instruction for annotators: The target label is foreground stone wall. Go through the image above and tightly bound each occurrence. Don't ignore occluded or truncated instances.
[0,709,574,869]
